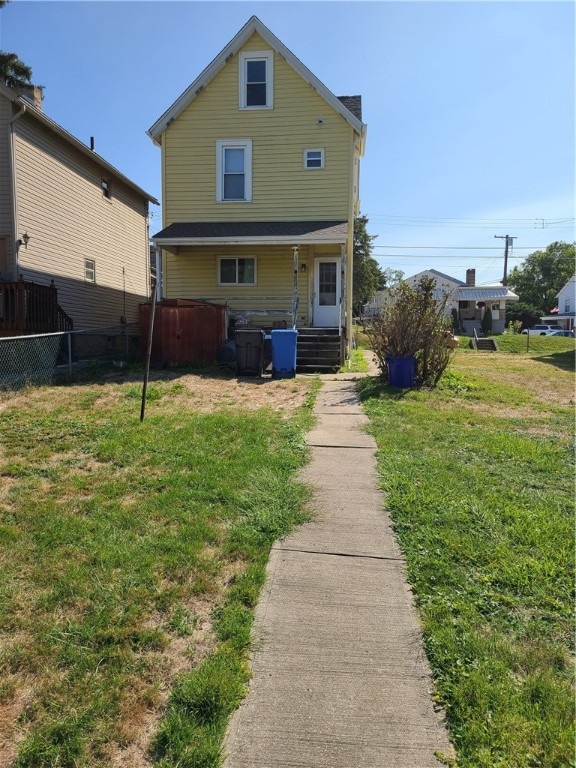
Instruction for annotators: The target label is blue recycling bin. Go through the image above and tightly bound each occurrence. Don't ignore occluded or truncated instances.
[386,355,415,388]
[271,329,298,379]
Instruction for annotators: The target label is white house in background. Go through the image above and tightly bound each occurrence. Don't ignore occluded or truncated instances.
[364,268,519,335]
[541,275,576,332]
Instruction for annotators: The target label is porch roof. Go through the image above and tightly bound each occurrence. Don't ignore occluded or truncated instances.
[457,287,519,301]
[152,220,348,246]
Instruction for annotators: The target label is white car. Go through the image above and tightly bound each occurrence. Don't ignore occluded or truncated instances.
[521,324,565,336]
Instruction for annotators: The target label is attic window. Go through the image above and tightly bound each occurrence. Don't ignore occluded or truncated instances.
[239,51,273,109]
[101,179,111,199]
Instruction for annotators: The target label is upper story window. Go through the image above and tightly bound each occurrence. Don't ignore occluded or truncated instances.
[84,258,96,283]
[239,51,273,109]
[304,149,324,169]
[216,140,252,202]
[101,179,111,199]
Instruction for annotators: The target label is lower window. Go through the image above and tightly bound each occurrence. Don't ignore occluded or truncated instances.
[219,257,256,285]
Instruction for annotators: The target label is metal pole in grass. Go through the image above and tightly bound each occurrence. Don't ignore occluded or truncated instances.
[67,332,73,381]
[140,283,157,422]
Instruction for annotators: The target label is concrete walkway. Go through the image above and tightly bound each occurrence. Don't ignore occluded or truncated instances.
[223,366,455,767]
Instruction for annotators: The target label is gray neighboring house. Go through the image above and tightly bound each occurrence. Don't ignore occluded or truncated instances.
[0,83,158,335]
[364,268,519,335]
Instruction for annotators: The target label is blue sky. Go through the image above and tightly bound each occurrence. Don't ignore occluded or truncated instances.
[1,1,574,285]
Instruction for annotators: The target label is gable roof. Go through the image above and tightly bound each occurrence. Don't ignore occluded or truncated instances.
[0,83,159,205]
[556,274,576,298]
[409,268,465,286]
[147,16,366,151]
[337,96,362,121]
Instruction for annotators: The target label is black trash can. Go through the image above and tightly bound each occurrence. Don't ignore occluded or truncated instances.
[235,329,265,376]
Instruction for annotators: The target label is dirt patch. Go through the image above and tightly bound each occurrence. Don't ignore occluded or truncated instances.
[155,373,313,415]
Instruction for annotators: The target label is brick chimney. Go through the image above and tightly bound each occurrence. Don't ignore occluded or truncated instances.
[466,268,476,286]
[18,85,43,111]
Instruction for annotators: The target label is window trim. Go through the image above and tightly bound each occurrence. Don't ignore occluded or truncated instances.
[239,51,273,110]
[304,148,325,169]
[218,256,257,286]
[84,258,96,283]
[216,139,252,202]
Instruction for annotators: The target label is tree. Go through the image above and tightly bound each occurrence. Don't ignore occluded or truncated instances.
[0,51,34,90]
[352,215,386,316]
[505,301,542,330]
[0,2,39,92]
[481,307,493,335]
[507,241,575,315]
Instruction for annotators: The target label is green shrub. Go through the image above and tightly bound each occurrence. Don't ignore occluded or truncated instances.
[366,276,454,387]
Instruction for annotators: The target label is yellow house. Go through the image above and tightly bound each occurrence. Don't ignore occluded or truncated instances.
[148,16,366,370]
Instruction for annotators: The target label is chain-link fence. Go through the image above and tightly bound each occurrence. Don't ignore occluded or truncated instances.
[0,324,142,391]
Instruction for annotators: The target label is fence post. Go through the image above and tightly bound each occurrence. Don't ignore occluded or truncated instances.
[67,332,73,381]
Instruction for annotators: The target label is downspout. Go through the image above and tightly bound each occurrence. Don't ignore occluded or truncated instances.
[9,101,27,277]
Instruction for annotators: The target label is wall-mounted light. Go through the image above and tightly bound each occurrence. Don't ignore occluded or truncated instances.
[21,232,30,249]
[300,263,307,273]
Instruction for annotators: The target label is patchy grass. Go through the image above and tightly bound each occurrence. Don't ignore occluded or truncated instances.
[351,324,372,350]
[340,348,369,373]
[0,371,319,768]
[359,348,574,768]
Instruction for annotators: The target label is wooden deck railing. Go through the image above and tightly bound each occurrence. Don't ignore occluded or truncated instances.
[0,280,73,334]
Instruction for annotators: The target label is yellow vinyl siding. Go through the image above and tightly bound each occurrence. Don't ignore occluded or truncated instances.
[164,244,323,325]
[13,114,150,329]
[163,32,353,224]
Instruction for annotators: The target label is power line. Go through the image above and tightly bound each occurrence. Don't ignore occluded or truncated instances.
[376,253,524,261]
[372,245,542,250]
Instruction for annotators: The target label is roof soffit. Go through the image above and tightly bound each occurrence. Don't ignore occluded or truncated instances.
[147,16,366,147]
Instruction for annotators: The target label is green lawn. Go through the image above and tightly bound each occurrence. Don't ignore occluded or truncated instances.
[2,343,574,768]
[359,342,575,768]
[0,371,318,768]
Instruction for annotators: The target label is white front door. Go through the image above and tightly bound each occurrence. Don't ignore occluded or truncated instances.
[313,257,341,327]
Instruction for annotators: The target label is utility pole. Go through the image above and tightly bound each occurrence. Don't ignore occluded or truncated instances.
[494,234,517,285]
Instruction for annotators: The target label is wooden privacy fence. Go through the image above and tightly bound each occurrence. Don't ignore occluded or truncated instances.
[0,280,73,335]
[140,298,227,367]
